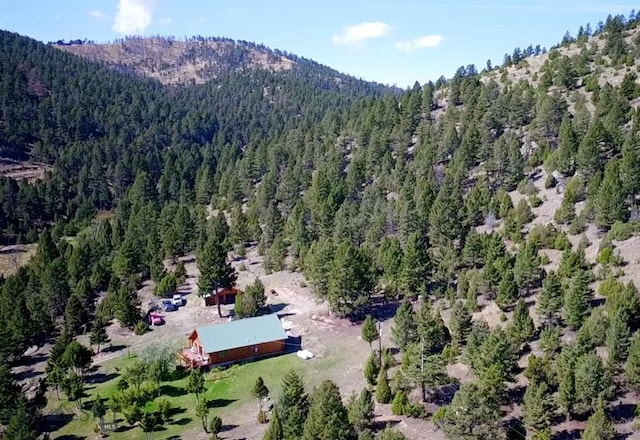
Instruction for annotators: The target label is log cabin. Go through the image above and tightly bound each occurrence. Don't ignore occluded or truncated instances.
[180,313,287,368]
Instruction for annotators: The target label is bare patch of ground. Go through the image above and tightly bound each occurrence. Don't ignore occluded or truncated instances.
[0,159,51,182]
[0,243,37,276]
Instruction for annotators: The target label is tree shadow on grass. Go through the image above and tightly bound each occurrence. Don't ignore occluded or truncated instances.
[85,372,118,385]
[174,416,193,426]
[221,423,239,432]
[207,398,236,409]
[162,384,188,398]
[101,344,128,354]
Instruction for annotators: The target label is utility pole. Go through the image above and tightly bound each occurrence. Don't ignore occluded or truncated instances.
[378,321,383,366]
[420,339,426,402]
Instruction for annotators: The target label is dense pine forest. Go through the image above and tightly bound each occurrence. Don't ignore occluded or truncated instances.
[3,10,640,440]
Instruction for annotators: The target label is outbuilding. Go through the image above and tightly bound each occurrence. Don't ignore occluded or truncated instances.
[180,314,287,368]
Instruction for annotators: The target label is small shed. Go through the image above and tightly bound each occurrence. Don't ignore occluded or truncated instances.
[203,286,240,306]
[181,314,287,367]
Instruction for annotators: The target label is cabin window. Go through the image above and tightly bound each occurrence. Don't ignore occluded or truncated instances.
[219,350,229,358]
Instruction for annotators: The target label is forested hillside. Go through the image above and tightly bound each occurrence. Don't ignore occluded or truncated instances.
[2,10,640,440]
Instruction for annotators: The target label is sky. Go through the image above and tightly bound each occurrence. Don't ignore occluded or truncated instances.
[1,0,639,88]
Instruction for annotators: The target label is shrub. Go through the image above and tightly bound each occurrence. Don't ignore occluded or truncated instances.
[257,410,268,424]
[209,415,222,434]
[544,175,556,192]
[406,402,428,419]
[540,254,550,265]
[134,321,149,335]
[391,391,409,415]
[530,194,543,208]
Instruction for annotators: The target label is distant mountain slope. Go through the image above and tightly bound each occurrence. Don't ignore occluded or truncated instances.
[55,36,391,94]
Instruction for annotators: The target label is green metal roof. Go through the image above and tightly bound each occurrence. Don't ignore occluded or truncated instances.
[195,314,287,354]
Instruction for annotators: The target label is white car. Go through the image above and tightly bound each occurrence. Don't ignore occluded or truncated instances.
[172,294,183,307]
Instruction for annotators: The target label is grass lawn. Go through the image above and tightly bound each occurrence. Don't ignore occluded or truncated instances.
[45,349,339,439]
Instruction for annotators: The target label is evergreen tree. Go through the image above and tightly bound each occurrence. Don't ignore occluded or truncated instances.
[509,299,535,345]
[390,300,417,351]
[197,231,237,317]
[496,270,519,309]
[625,332,640,392]
[347,388,374,432]
[563,270,591,330]
[513,241,541,292]
[0,359,21,424]
[361,315,379,352]
[303,380,355,440]
[278,370,309,440]
[523,381,555,434]
[416,300,449,355]
[581,401,615,440]
[186,368,206,403]
[263,406,284,440]
[3,396,38,440]
[114,284,141,329]
[606,310,630,367]
[375,368,392,404]
[400,232,430,296]
[537,271,564,325]
[327,241,375,317]
[89,317,110,353]
[595,159,627,229]
[252,377,270,413]
[574,352,608,415]
[442,382,502,440]
[449,301,472,347]
[620,130,640,198]
[304,237,335,298]
[64,294,87,335]
[364,354,379,387]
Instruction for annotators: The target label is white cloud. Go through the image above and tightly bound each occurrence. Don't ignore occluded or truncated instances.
[332,22,391,45]
[395,35,445,52]
[89,10,106,19]
[112,0,154,35]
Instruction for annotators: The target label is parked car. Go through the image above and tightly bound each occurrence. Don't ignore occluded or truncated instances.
[172,294,183,307]
[162,299,177,312]
[149,312,164,326]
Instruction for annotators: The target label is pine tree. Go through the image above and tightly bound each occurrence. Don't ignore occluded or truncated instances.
[537,271,564,325]
[442,382,502,440]
[375,368,392,404]
[364,354,379,387]
[252,377,270,413]
[496,270,519,309]
[361,315,379,351]
[563,270,591,330]
[390,300,417,351]
[416,300,449,355]
[509,299,535,345]
[197,231,237,317]
[3,396,38,440]
[304,237,335,298]
[347,388,374,432]
[114,284,141,329]
[625,332,640,392]
[553,115,579,175]
[64,294,87,335]
[399,232,430,296]
[513,241,541,292]
[606,310,630,367]
[620,130,640,198]
[89,317,110,353]
[581,401,615,440]
[327,242,375,317]
[186,368,206,403]
[303,380,355,440]
[0,360,21,424]
[574,352,608,415]
[263,406,284,440]
[449,301,472,347]
[595,159,627,229]
[278,370,308,440]
[523,381,555,434]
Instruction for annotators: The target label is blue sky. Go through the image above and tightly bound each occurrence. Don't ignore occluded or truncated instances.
[1,1,639,87]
